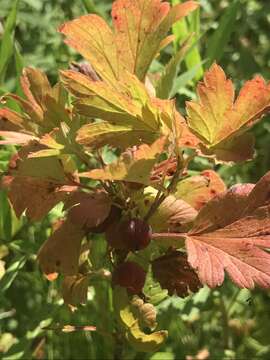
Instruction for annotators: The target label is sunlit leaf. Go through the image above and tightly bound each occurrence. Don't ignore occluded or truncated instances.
[185,171,270,288]
[113,286,167,352]
[59,0,198,82]
[175,170,226,210]
[186,63,270,161]
[80,137,167,184]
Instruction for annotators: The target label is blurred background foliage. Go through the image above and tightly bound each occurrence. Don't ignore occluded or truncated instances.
[0,0,270,359]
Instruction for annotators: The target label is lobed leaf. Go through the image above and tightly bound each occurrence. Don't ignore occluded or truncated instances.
[6,176,76,221]
[185,171,270,288]
[0,68,72,143]
[59,14,121,85]
[59,0,198,82]
[186,63,270,161]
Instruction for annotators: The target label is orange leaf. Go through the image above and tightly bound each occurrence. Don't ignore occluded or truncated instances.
[175,170,226,210]
[7,176,75,220]
[1,68,71,140]
[186,63,270,161]
[38,219,85,277]
[113,0,199,80]
[59,1,198,82]
[59,14,121,85]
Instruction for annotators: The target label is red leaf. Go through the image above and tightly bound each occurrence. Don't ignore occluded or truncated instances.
[152,251,202,297]
[64,191,111,229]
[185,172,270,288]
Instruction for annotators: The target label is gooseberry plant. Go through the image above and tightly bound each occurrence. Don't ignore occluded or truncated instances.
[1,0,270,354]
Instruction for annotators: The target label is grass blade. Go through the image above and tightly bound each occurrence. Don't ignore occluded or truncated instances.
[171,60,207,98]
[206,0,240,67]
[0,0,19,83]
[0,191,12,242]
[156,35,192,99]
[172,0,203,80]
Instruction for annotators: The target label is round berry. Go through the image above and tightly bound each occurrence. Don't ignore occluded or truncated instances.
[123,218,152,251]
[105,218,152,251]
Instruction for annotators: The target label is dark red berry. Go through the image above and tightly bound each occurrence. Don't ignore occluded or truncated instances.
[112,261,146,294]
[105,218,152,251]
[122,218,152,251]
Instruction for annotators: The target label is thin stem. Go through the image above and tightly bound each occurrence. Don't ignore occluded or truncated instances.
[227,288,242,315]
[144,152,184,222]
[219,292,230,349]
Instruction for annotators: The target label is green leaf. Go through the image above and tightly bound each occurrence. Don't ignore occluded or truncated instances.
[0,255,26,293]
[143,267,168,305]
[206,0,240,66]
[80,0,101,15]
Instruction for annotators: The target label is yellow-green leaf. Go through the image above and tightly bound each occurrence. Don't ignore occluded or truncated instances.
[76,121,159,149]
[80,137,166,184]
